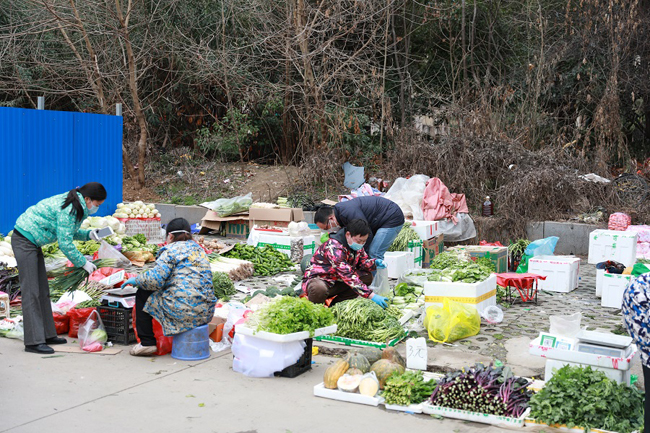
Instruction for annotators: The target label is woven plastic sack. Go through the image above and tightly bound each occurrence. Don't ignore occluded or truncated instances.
[608,213,631,231]
[423,299,481,343]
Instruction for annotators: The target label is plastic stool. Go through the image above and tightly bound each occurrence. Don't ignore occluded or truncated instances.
[171,324,210,361]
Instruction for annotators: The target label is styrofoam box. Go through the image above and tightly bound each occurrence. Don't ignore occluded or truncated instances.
[422,405,530,428]
[313,383,383,406]
[424,274,497,312]
[410,220,439,240]
[544,358,631,385]
[252,232,316,259]
[527,255,580,293]
[384,251,414,279]
[529,336,637,371]
[601,273,633,309]
[384,403,423,413]
[595,268,605,297]
[236,324,337,343]
[588,229,638,267]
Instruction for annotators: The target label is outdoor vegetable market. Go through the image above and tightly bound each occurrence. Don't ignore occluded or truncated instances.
[2,178,650,433]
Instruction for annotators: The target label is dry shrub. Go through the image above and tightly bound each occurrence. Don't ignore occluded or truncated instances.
[385,129,637,239]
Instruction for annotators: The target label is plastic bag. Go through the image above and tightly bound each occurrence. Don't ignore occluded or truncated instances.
[524,236,559,257]
[370,267,390,296]
[384,175,430,220]
[53,312,70,335]
[122,251,155,265]
[423,299,481,343]
[480,305,504,324]
[45,257,69,273]
[97,240,130,267]
[549,312,582,338]
[132,305,173,356]
[232,333,305,377]
[78,310,107,352]
[398,269,437,287]
[67,307,96,338]
[6,321,24,340]
[201,193,253,217]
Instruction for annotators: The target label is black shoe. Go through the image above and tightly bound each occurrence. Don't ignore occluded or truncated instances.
[46,337,67,345]
[25,344,55,354]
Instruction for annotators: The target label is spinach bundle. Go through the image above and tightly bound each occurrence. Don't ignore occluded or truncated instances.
[383,370,437,406]
[331,298,404,342]
[430,363,532,418]
[529,365,643,433]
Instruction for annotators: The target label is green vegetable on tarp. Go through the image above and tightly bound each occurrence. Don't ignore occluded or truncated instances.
[529,365,643,433]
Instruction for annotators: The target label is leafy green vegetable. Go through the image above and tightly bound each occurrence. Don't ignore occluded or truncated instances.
[382,370,437,406]
[424,252,494,283]
[251,296,334,335]
[121,235,159,254]
[388,224,421,252]
[74,300,101,309]
[212,272,236,301]
[394,283,415,297]
[331,298,404,342]
[529,365,643,432]
[73,240,100,255]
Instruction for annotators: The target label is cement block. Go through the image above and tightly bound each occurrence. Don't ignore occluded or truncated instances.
[175,205,209,225]
[543,221,602,256]
[303,211,316,224]
[526,222,544,241]
[155,203,176,225]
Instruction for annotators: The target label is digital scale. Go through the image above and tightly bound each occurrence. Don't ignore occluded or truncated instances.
[101,285,137,308]
[575,330,633,358]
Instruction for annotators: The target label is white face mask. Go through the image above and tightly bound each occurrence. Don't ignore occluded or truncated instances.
[89,204,99,215]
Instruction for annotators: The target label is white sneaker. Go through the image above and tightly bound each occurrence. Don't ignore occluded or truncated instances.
[129,343,157,356]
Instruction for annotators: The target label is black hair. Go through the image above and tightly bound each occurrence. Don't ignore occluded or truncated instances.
[62,182,107,222]
[166,217,192,242]
[346,219,371,237]
[314,206,334,224]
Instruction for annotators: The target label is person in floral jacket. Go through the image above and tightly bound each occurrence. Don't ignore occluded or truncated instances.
[121,218,216,356]
[302,219,388,308]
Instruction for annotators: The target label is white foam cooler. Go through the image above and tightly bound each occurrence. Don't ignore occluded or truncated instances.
[383,251,414,279]
[601,273,633,309]
[595,268,605,297]
[424,274,497,313]
[588,229,638,267]
[527,255,580,293]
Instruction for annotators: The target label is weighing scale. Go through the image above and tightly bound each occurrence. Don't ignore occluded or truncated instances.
[575,330,634,358]
[101,285,137,308]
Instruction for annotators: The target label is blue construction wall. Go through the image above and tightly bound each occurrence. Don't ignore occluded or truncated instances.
[0,107,123,234]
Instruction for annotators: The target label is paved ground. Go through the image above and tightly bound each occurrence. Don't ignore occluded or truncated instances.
[2,248,640,432]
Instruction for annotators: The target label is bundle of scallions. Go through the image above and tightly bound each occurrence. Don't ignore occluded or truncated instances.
[48,259,116,296]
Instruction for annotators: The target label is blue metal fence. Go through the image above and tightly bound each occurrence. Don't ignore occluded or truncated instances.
[0,107,123,234]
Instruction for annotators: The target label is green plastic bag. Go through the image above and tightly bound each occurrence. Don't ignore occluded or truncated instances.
[516,254,531,273]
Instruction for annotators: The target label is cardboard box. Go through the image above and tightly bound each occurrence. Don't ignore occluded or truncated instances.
[209,317,227,342]
[450,245,508,273]
[251,231,316,260]
[248,208,305,229]
[422,234,444,268]
[410,220,440,240]
[199,210,250,239]
[528,255,581,293]
[424,274,497,312]
[588,229,638,267]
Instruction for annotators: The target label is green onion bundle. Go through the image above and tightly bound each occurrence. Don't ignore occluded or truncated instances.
[48,259,116,296]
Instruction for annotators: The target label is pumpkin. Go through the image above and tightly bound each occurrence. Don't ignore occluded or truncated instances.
[370,359,405,389]
[344,350,371,373]
[324,359,349,389]
[347,367,364,376]
[359,347,383,364]
[359,375,380,397]
[381,347,406,368]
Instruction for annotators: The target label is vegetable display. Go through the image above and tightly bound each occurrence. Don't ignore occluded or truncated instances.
[387,224,420,252]
[48,259,115,295]
[382,370,437,406]
[207,253,254,281]
[324,359,349,389]
[121,234,159,254]
[212,271,236,300]
[42,243,65,259]
[331,298,404,343]
[0,263,20,301]
[250,296,334,336]
[429,363,532,418]
[112,201,161,219]
[0,239,16,267]
[248,286,298,299]
[391,283,425,312]
[224,244,294,276]
[529,365,643,433]
[81,215,127,235]
[73,240,100,256]
[74,300,101,309]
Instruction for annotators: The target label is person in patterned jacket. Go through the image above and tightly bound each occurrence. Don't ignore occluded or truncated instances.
[302,219,388,308]
[622,273,650,431]
[12,182,107,354]
[121,218,216,356]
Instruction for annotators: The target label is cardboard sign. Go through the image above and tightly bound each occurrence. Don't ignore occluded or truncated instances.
[406,337,428,370]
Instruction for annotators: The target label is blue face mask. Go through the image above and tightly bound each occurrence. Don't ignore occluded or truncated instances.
[349,242,363,251]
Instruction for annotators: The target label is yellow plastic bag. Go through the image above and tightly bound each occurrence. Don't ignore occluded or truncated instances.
[423,299,481,343]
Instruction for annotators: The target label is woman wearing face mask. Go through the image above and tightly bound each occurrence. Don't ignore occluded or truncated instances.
[120,218,216,356]
[302,219,388,308]
[12,182,107,354]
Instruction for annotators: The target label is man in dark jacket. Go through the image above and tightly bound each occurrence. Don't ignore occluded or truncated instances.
[314,196,404,260]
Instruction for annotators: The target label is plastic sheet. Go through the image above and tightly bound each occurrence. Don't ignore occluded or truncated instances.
[384,175,430,220]
[424,299,481,343]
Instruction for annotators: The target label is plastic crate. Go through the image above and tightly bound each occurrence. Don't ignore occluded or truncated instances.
[97,305,136,345]
[275,338,313,378]
[117,218,163,244]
